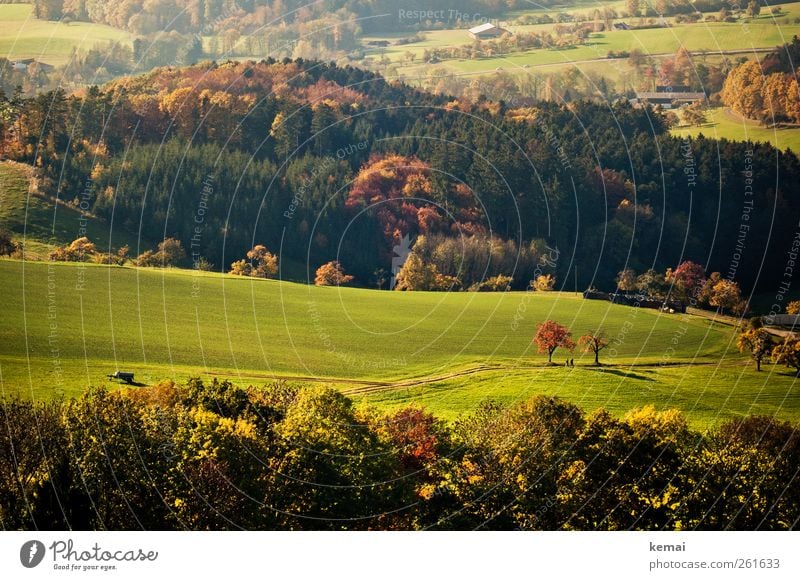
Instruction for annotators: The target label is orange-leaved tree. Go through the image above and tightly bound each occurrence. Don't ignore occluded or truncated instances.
[578,333,609,366]
[534,320,575,364]
[315,261,354,286]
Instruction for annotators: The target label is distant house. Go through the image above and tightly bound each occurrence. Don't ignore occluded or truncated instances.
[11,58,54,73]
[634,86,705,108]
[613,22,631,30]
[468,23,510,40]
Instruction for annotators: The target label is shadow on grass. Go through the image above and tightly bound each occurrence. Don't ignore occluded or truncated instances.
[584,367,656,382]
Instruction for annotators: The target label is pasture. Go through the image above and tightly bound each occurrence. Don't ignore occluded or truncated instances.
[0,3,131,67]
[1,259,797,428]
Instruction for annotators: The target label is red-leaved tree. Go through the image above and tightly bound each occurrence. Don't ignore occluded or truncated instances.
[534,321,575,364]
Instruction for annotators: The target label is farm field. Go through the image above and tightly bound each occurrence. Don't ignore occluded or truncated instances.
[672,107,800,152]
[376,7,800,70]
[0,3,132,66]
[1,259,797,429]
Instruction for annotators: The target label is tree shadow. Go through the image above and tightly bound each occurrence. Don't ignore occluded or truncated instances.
[584,367,656,382]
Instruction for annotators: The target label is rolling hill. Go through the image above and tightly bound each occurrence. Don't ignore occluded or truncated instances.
[1,258,798,428]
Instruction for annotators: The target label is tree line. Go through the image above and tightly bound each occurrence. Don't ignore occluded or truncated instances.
[1,58,799,297]
[1,379,798,530]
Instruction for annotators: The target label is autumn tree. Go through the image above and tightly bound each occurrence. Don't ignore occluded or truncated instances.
[48,237,97,262]
[737,328,773,371]
[230,245,278,279]
[772,338,800,375]
[666,260,706,301]
[616,268,637,292]
[786,300,800,315]
[394,253,460,291]
[579,333,610,366]
[709,278,745,313]
[315,261,354,286]
[533,274,556,291]
[534,320,575,364]
[157,238,186,267]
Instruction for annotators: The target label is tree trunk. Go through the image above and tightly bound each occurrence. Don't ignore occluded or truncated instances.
[756,358,761,372]
[595,350,599,366]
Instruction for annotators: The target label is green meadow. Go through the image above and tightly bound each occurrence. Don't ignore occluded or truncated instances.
[1,259,797,428]
[672,107,800,153]
[0,3,132,66]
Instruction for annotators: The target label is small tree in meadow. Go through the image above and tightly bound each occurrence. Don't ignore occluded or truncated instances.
[772,337,800,375]
[533,274,556,291]
[534,320,575,364]
[737,328,772,372]
[315,261,354,286]
[48,237,97,262]
[230,245,278,279]
[578,333,609,366]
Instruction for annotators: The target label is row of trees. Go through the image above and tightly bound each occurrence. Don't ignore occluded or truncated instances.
[720,37,800,124]
[47,236,186,268]
[615,260,747,315]
[2,379,798,530]
[4,59,799,296]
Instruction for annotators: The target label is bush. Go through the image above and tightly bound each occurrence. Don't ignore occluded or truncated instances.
[314,261,354,286]
[134,239,186,268]
[48,237,97,262]
[533,274,556,291]
[0,229,17,256]
[230,245,278,279]
[471,274,513,292]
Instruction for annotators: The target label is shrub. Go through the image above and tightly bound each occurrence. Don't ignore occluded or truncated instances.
[230,245,278,278]
[315,261,354,286]
[471,274,513,292]
[48,237,97,262]
[0,229,17,256]
[533,274,556,291]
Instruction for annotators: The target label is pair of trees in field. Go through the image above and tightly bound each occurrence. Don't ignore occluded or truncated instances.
[533,320,609,365]
[738,322,800,375]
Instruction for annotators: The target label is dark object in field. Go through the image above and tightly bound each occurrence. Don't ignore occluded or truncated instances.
[108,371,135,384]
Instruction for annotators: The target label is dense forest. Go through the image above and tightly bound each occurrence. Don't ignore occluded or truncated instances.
[1,379,798,530]
[1,57,799,293]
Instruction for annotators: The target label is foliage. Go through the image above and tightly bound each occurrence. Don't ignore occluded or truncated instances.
[578,333,609,366]
[5,380,797,530]
[394,254,460,291]
[533,274,556,292]
[472,274,513,292]
[786,300,800,315]
[534,320,575,363]
[314,261,354,286]
[0,228,18,256]
[134,238,186,268]
[737,328,773,372]
[772,337,800,375]
[48,236,96,262]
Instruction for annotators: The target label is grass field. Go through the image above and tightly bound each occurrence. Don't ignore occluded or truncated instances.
[1,259,798,428]
[0,162,141,259]
[672,107,800,152]
[0,3,132,66]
